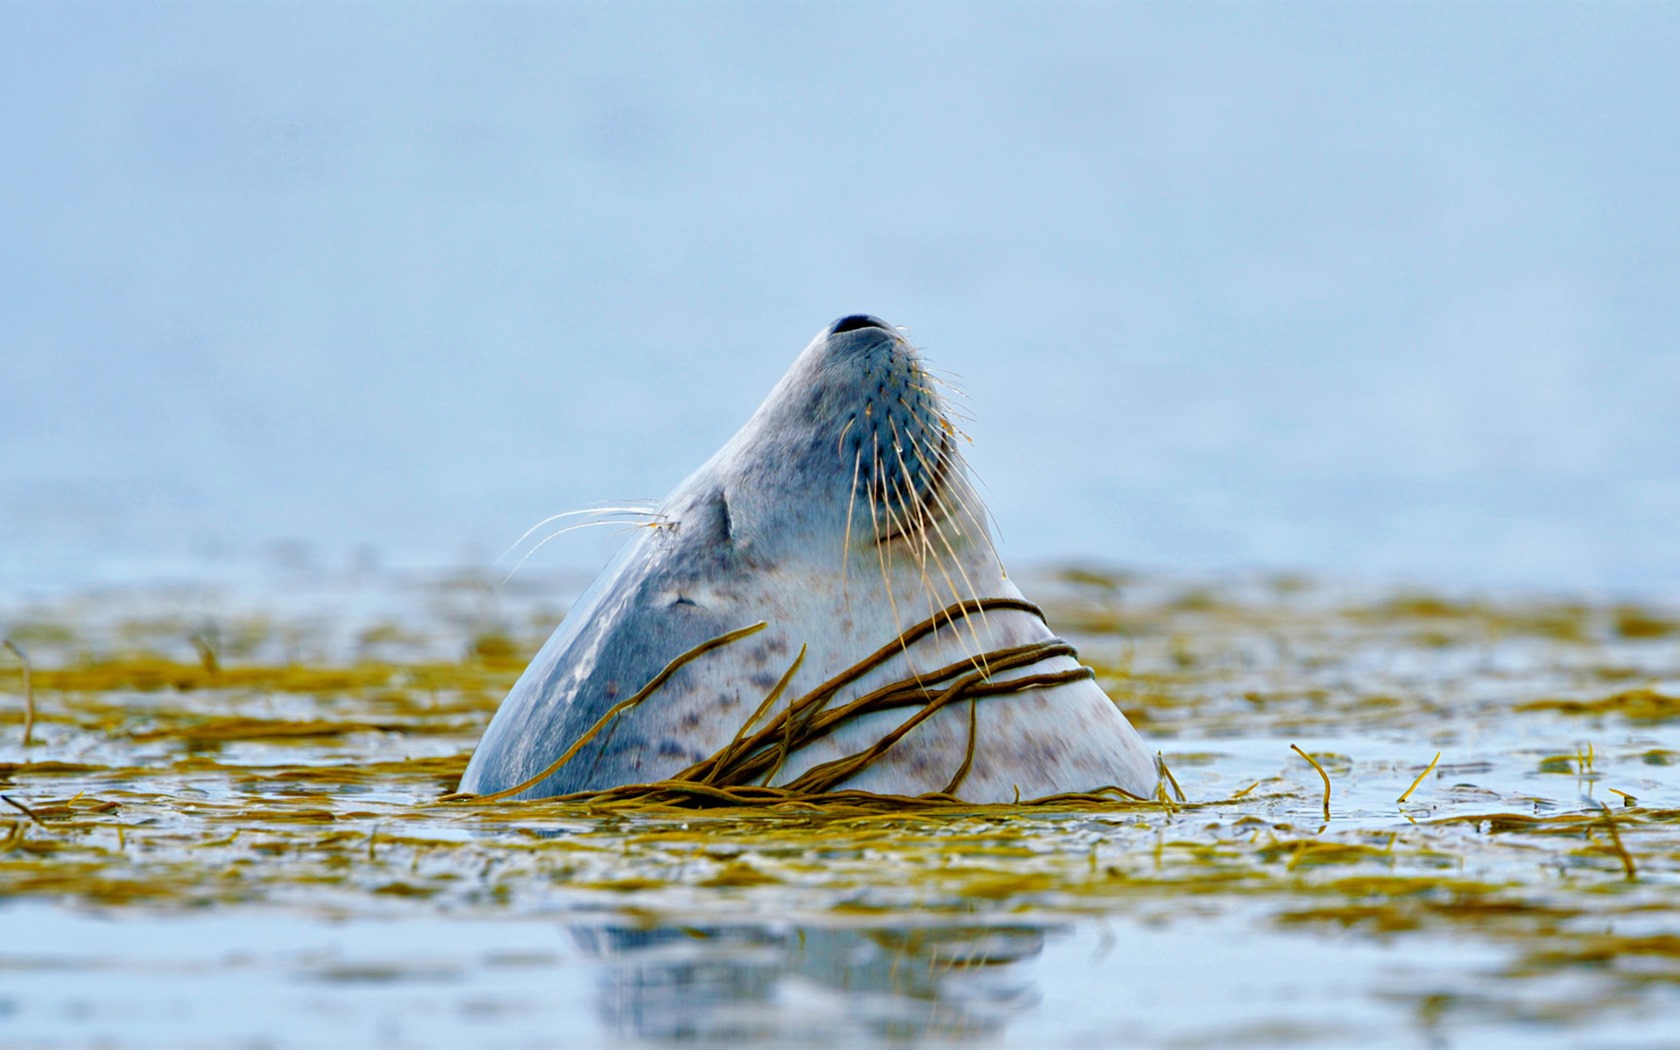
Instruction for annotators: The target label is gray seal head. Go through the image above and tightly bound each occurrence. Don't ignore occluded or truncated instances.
[459,315,1158,802]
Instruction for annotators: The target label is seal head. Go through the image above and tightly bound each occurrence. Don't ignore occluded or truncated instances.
[459,316,1158,801]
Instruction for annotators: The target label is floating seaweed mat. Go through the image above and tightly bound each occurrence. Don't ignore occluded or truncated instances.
[438,598,1188,812]
[238,755,472,785]
[24,658,519,696]
[1425,806,1650,880]
[442,783,1183,817]
[1425,808,1672,833]
[1517,688,1680,721]
[0,761,108,778]
[128,717,424,743]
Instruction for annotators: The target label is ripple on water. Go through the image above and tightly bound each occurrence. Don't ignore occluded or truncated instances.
[2,569,1680,1046]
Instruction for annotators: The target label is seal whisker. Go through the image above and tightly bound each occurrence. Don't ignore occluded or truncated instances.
[902,425,967,533]
[958,461,1009,553]
[501,518,660,583]
[902,496,982,671]
[882,434,937,560]
[891,430,994,675]
[908,386,977,426]
[867,431,915,677]
[893,453,974,658]
[886,417,988,667]
[922,373,978,428]
[885,440,936,585]
[878,365,982,651]
[900,392,973,431]
[908,427,1005,574]
[875,425,928,560]
[834,415,857,459]
[905,425,1002,571]
[500,506,661,563]
[841,444,864,611]
[885,441,945,638]
[925,366,970,395]
[901,424,1005,641]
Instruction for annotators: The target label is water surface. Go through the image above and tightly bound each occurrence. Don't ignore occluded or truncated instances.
[4,568,1679,1047]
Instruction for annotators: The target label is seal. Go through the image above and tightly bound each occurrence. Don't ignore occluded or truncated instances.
[458,315,1159,802]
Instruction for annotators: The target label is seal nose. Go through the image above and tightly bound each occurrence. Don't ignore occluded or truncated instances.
[830,314,893,335]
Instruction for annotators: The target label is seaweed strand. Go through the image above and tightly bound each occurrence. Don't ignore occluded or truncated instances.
[459,621,769,804]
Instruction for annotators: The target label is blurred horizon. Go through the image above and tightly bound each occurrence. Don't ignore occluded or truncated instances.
[4,3,1678,598]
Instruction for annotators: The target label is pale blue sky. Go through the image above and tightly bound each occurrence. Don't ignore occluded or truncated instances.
[3,3,1677,592]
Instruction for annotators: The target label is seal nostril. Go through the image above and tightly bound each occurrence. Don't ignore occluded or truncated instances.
[831,314,891,335]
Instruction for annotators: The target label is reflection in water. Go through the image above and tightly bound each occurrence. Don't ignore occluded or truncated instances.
[572,921,1050,1043]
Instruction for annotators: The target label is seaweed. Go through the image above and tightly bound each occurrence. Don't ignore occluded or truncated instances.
[3,571,1679,1043]
[447,598,1132,809]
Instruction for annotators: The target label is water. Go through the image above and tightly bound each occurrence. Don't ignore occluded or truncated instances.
[3,3,1678,594]
[4,6,1680,1045]
[0,906,1521,1049]
[3,568,1680,1047]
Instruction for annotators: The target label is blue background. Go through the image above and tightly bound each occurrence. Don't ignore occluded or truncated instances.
[4,3,1677,593]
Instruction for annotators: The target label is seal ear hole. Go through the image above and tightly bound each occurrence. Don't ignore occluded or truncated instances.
[672,594,698,608]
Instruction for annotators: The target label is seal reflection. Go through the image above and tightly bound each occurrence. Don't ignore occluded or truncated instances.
[571,920,1049,1042]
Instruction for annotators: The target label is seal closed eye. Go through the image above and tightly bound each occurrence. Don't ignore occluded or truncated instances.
[458,316,1159,802]
[712,490,733,545]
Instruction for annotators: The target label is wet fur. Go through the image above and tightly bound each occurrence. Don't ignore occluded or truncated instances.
[459,318,1158,801]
